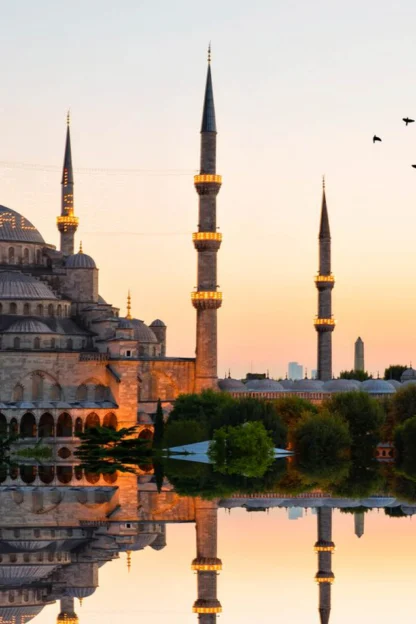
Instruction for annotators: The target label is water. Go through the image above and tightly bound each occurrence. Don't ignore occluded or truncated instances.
[1,460,415,624]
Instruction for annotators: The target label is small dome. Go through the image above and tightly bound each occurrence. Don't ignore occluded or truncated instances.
[65,587,96,599]
[401,379,416,387]
[386,379,402,389]
[218,377,245,391]
[401,368,416,382]
[5,319,53,334]
[279,379,295,389]
[98,295,107,305]
[66,253,96,269]
[118,318,134,329]
[252,379,285,392]
[150,531,166,551]
[293,379,325,392]
[0,271,57,300]
[150,319,166,327]
[361,379,396,394]
[130,319,158,343]
[322,379,360,393]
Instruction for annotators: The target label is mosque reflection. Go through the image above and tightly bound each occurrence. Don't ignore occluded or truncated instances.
[0,461,415,624]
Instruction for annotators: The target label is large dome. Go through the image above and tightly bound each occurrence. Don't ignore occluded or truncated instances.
[0,272,57,300]
[0,206,44,244]
[5,320,53,334]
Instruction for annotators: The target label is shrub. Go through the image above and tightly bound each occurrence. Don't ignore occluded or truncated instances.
[391,385,416,426]
[164,419,209,449]
[325,391,384,444]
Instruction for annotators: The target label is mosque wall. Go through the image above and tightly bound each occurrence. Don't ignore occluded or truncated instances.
[61,268,99,303]
[138,358,195,401]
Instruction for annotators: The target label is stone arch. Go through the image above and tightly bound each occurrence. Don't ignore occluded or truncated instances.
[50,384,61,401]
[23,303,30,315]
[32,372,44,400]
[9,464,18,479]
[36,249,42,265]
[20,413,36,438]
[103,412,117,430]
[85,412,100,429]
[47,304,54,316]
[57,413,72,437]
[9,418,18,437]
[0,414,6,437]
[38,465,54,484]
[20,465,36,484]
[37,304,43,316]
[12,384,23,402]
[138,427,153,441]
[34,337,41,349]
[94,384,107,402]
[57,466,73,484]
[8,247,14,264]
[151,370,179,401]
[23,248,29,264]
[13,337,20,349]
[38,413,54,437]
[74,417,83,436]
[85,472,100,484]
[9,302,17,314]
[76,384,88,401]
[57,305,62,317]
[103,472,118,484]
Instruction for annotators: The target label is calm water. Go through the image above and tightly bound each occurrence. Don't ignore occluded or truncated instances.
[1,461,416,624]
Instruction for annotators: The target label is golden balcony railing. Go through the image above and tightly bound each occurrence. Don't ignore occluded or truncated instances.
[193,607,222,614]
[191,291,222,302]
[192,232,222,242]
[315,577,335,584]
[194,174,222,184]
[314,317,336,326]
[191,562,222,571]
[314,545,335,553]
[57,215,79,227]
[315,274,335,283]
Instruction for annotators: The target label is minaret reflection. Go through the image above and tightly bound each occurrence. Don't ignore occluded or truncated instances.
[192,498,222,622]
[314,508,335,624]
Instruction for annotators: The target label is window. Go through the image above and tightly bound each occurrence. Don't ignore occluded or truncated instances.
[51,338,56,349]
[9,302,17,314]
[13,384,23,401]
[37,304,43,316]
[34,337,40,349]
[13,337,20,349]
[66,338,73,350]
[76,385,87,401]
[126,350,131,357]
[23,248,29,263]
[57,305,62,317]
[8,247,14,264]
[47,304,54,316]
[32,373,43,400]
[23,303,30,315]
[36,250,42,264]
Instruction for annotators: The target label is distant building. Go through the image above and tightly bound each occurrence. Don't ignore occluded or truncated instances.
[354,337,365,372]
[288,362,303,380]
[288,508,303,521]
[311,369,318,380]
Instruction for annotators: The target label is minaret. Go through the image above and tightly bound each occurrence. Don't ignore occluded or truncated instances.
[192,498,222,622]
[354,512,365,538]
[314,507,335,624]
[192,46,222,392]
[314,179,335,381]
[57,597,79,624]
[57,111,79,256]
[354,337,364,372]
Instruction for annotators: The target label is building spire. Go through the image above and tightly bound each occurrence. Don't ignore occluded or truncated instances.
[126,290,132,320]
[57,110,78,255]
[319,177,331,239]
[126,550,132,572]
[201,45,217,133]
[62,112,74,186]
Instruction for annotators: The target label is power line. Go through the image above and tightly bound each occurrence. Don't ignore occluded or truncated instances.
[0,161,197,176]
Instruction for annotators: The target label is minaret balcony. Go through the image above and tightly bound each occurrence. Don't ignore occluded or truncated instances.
[191,291,223,310]
[191,557,222,571]
[193,232,222,251]
[193,599,222,614]
[194,174,222,195]
[315,572,335,584]
[57,215,79,232]
[315,274,335,290]
[314,541,335,553]
[314,317,336,332]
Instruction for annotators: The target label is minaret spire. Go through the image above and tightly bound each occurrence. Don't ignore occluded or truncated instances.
[314,179,335,381]
[126,290,132,320]
[315,507,335,624]
[192,48,222,391]
[57,110,78,255]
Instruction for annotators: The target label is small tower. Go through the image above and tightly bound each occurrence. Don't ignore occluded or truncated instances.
[354,512,365,538]
[314,179,335,381]
[192,46,223,392]
[57,111,79,255]
[314,507,335,624]
[191,498,222,622]
[57,597,79,624]
[354,337,364,372]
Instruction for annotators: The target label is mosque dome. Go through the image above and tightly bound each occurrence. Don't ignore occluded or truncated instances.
[279,379,295,389]
[66,252,96,269]
[401,379,416,387]
[0,272,57,299]
[130,319,158,343]
[361,379,396,394]
[150,319,166,327]
[386,379,402,389]
[0,606,44,624]
[5,320,53,334]
[218,377,245,391]
[293,379,325,392]
[0,206,44,244]
[118,318,134,329]
[247,379,285,392]
[401,368,416,382]
[322,379,360,393]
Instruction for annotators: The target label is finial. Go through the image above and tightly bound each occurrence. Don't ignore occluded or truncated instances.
[126,290,132,320]
[267,369,269,379]
[322,175,325,190]
[208,42,211,64]
[67,109,71,127]
[228,368,231,379]
[79,241,83,254]
[126,550,132,572]
[305,368,308,379]
[79,599,83,607]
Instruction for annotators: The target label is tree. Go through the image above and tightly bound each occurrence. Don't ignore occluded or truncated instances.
[220,397,287,447]
[340,370,372,381]
[153,459,165,493]
[395,415,416,474]
[153,399,164,448]
[164,419,209,449]
[168,390,234,435]
[325,391,384,445]
[273,396,318,429]
[384,365,407,382]
[390,385,416,426]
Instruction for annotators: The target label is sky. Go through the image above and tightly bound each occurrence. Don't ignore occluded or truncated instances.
[36,507,416,624]
[1,0,416,378]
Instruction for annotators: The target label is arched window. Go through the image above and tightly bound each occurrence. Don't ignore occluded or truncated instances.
[32,373,43,400]
[94,385,106,402]
[9,302,17,314]
[13,337,20,350]
[85,472,100,485]
[57,413,72,437]
[85,412,100,430]
[50,384,61,401]
[9,419,18,437]
[57,466,73,484]
[56,305,62,317]
[12,384,23,402]
[74,417,83,436]
[23,248,29,264]
[20,413,36,438]
[47,304,54,316]
[34,337,40,349]
[103,472,118,484]
[8,247,14,264]
[51,338,56,349]
[138,428,153,441]
[20,465,36,483]
[38,465,54,484]
[23,303,30,315]
[38,413,54,437]
[37,304,43,316]
[103,413,117,430]
[36,250,42,265]
[66,338,73,350]
[76,384,87,401]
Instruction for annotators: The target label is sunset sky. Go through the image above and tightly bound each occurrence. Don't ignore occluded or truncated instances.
[1,0,416,378]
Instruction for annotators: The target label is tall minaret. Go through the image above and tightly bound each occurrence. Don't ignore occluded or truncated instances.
[191,498,222,622]
[57,596,79,624]
[354,337,364,372]
[192,46,222,392]
[57,111,79,256]
[354,511,365,538]
[314,179,335,381]
[314,507,335,624]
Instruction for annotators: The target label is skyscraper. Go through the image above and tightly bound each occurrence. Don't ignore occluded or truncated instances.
[288,361,303,380]
[314,179,335,381]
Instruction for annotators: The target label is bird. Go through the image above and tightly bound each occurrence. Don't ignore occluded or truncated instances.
[403,117,415,126]
[412,165,416,169]
[373,135,382,143]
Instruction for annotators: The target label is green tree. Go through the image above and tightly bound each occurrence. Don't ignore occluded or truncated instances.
[325,391,384,446]
[164,419,209,448]
[220,397,287,447]
[340,370,372,381]
[384,365,407,382]
[395,415,416,474]
[273,396,318,429]
[168,390,234,435]
[153,399,165,448]
[390,385,416,426]
[153,459,165,493]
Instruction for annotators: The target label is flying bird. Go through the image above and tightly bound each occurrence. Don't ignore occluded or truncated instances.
[412,165,416,169]
[373,135,382,143]
[403,117,415,126]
